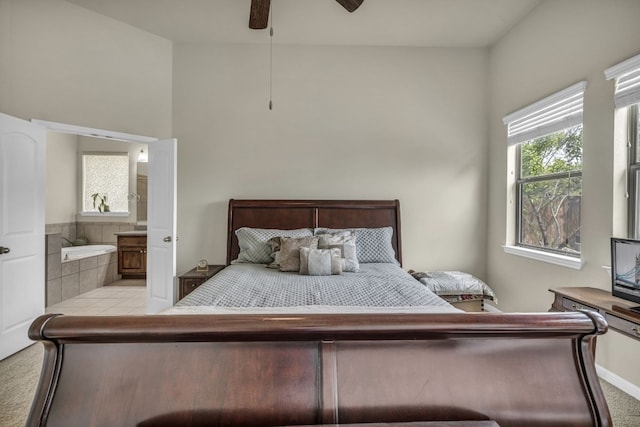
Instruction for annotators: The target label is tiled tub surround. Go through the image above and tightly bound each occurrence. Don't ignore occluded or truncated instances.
[45,221,138,246]
[46,222,146,306]
[45,233,119,307]
[46,234,118,306]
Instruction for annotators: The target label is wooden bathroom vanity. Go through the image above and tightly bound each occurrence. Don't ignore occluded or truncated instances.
[116,231,147,279]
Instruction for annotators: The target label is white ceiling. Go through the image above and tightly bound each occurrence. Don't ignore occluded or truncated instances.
[65,0,541,47]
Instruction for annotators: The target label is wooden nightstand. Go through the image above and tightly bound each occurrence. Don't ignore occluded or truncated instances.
[178,265,225,300]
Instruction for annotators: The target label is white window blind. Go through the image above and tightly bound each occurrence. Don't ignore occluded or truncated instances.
[605,52,640,108]
[502,81,587,146]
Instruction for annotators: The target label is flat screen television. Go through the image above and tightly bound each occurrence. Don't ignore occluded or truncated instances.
[611,237,640,310]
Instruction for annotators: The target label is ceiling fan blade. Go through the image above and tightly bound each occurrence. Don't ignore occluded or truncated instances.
[249,0,271,29]
[335,0,364,13]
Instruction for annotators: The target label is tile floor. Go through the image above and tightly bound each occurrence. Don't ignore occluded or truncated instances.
[45,279,146,315]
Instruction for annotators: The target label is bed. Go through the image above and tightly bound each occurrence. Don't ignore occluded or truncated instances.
[172,199,472,313]
[26,199,612,426]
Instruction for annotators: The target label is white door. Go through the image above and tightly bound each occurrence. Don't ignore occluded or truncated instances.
[0,114,45,360]
[146,138,177,313]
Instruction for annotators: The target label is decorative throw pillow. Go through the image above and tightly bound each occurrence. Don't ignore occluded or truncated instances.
[265,237,282,269]
[233,227,313,264]
[278,236,319,272]
[317,233,359,272]
[299,247,343,276]
[314,227,398,264]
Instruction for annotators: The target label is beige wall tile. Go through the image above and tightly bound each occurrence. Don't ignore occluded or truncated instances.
[61,260,79,277]
[46,253,61,280]
[46,278,61,307]
[61,274,80,301]
[79,256,98,272]
[79,269,98,294]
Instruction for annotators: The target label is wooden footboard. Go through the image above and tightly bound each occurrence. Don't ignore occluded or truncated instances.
[27,311,611,427]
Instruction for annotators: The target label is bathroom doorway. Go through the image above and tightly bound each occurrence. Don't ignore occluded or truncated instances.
[35,120,177,314]
[45,133,147,301]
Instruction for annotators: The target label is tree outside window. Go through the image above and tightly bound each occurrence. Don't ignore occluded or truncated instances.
[517,125,583,256]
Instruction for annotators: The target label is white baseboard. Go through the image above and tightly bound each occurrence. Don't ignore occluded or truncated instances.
[597,364,640,401]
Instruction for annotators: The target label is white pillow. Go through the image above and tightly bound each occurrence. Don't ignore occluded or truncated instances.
[317,232,359,272]
[299,247,343,276]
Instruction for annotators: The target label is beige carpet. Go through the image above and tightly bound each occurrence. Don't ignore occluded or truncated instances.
[2,343,640,426]
[0,343,42,427]
[600,379,640,426]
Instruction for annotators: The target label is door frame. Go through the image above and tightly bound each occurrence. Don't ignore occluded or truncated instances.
[32,119,177,312]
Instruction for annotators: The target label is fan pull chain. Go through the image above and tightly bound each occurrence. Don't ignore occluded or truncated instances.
[268,8,274,110]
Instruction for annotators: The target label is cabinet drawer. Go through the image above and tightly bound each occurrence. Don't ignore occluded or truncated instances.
[604,313,640,339]
[118,236,147,247]
[561,297,598,313]
[181,278,205,298]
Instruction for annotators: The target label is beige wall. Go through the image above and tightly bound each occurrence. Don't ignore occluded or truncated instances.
[487,0,640,387]
[0,0,172,137]
[45,132,78,224]
[173,44,489,275]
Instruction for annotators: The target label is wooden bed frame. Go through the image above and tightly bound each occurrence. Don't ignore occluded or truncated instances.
[27,311,610,426]
[226,199,486,312]
[226,199,402,265]
[26,199,613,426]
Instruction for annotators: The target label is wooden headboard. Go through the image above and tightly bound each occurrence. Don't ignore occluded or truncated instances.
[226,199,402,266]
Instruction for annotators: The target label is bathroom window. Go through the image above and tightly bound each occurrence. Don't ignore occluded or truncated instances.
[82,152,129,213]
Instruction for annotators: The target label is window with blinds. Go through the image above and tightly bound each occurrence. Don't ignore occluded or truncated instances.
[626,105,640,239]
[503,82,587,257]
[605,52,640,108]
[606,53,640,239]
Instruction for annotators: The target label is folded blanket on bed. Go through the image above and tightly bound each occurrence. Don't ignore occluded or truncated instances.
[409,270,498,303]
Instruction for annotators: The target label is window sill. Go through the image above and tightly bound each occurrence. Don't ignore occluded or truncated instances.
[502,245,584,270]
[79,211,129,217]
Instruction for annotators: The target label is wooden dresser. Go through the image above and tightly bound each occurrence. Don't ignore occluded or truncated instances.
[550,286,640,341]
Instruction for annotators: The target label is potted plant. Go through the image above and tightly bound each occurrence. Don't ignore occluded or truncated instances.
[91,193,110,213]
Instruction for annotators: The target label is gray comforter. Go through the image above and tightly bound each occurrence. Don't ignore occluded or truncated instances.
[175,263,454,309]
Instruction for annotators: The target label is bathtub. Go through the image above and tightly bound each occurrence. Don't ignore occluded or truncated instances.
[62,245,117,262]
